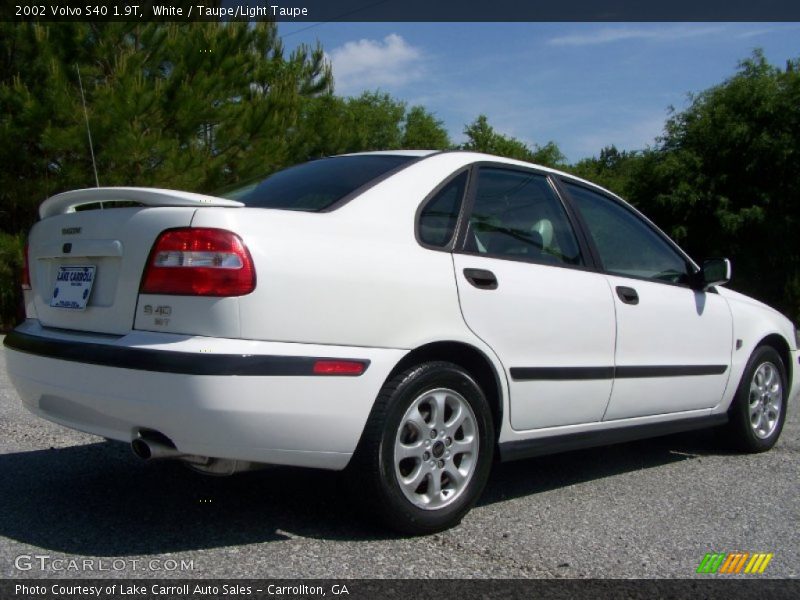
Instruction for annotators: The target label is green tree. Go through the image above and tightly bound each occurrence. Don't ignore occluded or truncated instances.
[402,105,450,149]
[642,51,800,321]
[569,145,649,199]
[461,114,564,167]
[287,94,351,161]
[343,91,406,150]
[0,22,332,233]
[530,141,567,169]
[288,93,450,161]
[288,91,406,161]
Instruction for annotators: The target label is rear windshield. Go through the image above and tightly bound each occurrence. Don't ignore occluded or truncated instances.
[219,155,416,211]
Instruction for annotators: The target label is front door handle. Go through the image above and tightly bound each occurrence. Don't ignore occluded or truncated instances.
[616,286,639,305]
[464,268,498,290]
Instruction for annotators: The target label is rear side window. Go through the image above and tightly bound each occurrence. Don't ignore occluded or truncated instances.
[220,155,416,211]
[418,171,468,248]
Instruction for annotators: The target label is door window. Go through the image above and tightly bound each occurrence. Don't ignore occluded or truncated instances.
[464,168,583,266]
[565,183,691,284]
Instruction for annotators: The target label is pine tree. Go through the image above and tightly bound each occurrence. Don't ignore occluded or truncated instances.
[0,22,332,232]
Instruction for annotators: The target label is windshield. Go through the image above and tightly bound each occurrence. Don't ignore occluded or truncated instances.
[219,155,417,211]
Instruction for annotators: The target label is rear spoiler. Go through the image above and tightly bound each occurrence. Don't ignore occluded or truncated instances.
[39,187,244,219]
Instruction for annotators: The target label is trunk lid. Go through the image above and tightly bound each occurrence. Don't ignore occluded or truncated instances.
[29,187,242,335]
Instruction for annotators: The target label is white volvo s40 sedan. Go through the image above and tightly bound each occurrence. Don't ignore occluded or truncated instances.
[4,151,799,534]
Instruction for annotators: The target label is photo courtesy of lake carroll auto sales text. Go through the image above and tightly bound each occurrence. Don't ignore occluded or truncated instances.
[15,583,350,597]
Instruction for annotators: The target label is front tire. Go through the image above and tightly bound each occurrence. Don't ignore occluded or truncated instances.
[351,361,494,535]
[723,345,788,453]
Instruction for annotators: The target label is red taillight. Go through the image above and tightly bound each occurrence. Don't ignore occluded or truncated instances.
[21,242,31,291]
[312,360,367,376]
[140,228,255,296]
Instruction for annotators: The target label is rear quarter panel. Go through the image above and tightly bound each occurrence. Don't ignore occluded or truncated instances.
[190,154,480,351]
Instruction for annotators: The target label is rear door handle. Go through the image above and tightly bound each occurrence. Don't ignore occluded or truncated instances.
[616,286,639,305]
[464,268,498,290]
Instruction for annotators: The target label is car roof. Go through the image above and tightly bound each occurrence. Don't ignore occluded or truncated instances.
[339,150,621,201]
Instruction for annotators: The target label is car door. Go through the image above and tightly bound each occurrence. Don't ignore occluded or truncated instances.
[560,180,734,420]
[452,166,617,430]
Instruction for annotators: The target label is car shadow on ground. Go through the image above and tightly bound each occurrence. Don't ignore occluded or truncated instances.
[0,429,729,555]
[479,428,728,506]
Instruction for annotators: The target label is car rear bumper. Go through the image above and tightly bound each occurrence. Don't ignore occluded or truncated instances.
[3,320,405,470]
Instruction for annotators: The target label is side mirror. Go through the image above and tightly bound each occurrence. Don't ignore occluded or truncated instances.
[698,258,731,289]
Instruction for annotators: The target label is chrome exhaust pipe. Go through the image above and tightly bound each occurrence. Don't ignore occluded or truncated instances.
[131,436,186,461]
[131,431,268,474]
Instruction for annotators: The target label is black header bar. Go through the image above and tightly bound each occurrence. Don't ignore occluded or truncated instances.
[4,1,800,23]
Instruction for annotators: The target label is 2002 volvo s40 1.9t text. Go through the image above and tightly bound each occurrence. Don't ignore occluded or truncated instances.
[5,151,799,534]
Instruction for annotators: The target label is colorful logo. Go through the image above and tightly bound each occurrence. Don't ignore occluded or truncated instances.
[697,552,774,574]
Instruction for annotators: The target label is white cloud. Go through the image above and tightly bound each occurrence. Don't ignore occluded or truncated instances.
[734,24,800,39]
[548,25,724,46]
[329,34,424,95]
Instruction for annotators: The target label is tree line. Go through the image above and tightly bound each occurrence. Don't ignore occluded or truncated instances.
[1,22,798,329]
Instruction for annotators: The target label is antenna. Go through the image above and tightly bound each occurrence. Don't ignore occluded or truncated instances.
[76,65,100,188]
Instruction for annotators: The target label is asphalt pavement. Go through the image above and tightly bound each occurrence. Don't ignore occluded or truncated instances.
[1,336,798,579]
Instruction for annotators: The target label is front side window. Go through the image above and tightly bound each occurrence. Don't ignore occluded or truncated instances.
[418,171,468,248]
[565,182,691,283]
[463,168,583,266]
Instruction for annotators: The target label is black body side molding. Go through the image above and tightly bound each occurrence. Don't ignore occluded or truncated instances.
[510,364,727,381]
[3,330,370,377]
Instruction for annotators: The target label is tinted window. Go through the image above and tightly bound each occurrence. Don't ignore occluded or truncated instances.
[464,168,583,265]
[220,155,415,211]
[418,171,468,247]
[565,182,690,283]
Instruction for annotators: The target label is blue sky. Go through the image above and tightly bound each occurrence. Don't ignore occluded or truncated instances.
[278,22,800,163]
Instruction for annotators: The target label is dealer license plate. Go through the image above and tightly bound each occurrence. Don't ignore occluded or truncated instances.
[50,265,96,310]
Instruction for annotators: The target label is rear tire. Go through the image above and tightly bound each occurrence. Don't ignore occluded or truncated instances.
[723,345,787,453]
[350,361,494,535]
